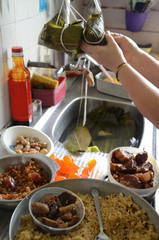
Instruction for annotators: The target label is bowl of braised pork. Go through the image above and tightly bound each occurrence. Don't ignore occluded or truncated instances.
[29,187,85,235]
[107,147,159,201]
[0,154,59,209]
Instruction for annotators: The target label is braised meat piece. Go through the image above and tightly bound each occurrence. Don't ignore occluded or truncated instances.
[112,149,134,163]
[47,202,59,218]
[31,201,49,216]
[111,158,136,174]
[40,194,58,207]
[42,217,58,228]
[137,162,153,173]
[58,192,77,206]
[135,151,148,165]
[119,174,143,189]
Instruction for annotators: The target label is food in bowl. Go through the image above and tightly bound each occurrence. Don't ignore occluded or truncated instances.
[15,192,159,239]
[1,126,54,156]
[31,191,80,228]
[0,159,50,200]
[28,187,85,235]
[107,147,159,199]
[110,148,154,189]
[13,135,48,155]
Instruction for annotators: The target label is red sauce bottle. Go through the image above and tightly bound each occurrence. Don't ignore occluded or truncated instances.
[8,46,33,125]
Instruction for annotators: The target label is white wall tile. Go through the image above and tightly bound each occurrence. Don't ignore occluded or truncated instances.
[0,64,5,98]
[1,0,15,26]
[0,96,7,129]
[4,93,12,124]
[28,0,39,17]
[1,24,16,61]
[14,0,29,21]
[28,14,49,48]
[0,29,3,65]
[16,19,29,50]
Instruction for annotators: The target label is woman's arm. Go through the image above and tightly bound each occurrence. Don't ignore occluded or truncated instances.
[113,33,159,88]
[117,63,159,128]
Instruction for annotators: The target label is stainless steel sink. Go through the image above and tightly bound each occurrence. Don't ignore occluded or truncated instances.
[52,96,144,152]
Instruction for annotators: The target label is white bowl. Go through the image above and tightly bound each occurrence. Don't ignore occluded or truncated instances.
[107,146,159,200]
[29,187,85,235]
[1,125,54,157]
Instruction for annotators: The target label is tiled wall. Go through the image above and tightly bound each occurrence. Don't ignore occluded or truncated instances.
[0,0,51,131]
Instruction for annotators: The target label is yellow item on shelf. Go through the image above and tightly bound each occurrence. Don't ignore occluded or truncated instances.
[104,76,121,85]
[31,73,59,89]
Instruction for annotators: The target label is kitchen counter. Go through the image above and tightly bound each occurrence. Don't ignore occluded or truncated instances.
[0,74,159,240]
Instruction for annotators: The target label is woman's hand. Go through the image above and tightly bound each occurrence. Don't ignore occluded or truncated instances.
[111,33,141,65]
[81,31,126,72]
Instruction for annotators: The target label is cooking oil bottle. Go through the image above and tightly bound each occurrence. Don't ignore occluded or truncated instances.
[8,46,33,125]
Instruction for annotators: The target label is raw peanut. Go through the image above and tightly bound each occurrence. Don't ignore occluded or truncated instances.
[15,144,23,150]
[29,150,38,154]
[30,142,39,148]
[20,138,28,145]
[39,143,47,148]
[40,149,48,155]
[14,140,20,146]
[35,146,40,152]
[14,149,23,154]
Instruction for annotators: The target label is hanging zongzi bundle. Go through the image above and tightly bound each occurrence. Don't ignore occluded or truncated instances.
[38,13,84,55]
[83,13,107,45]
[38,13,65,50]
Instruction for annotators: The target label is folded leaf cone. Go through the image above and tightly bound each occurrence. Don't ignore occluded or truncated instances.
[84,13,107,45]
[38,13,84,55]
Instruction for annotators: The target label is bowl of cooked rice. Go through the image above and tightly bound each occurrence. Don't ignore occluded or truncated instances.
[28,187,85,235]
[9,179,159,239]
[107,146,159,200]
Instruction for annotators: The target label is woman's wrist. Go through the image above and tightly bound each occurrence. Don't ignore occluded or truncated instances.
[116,62,128,81]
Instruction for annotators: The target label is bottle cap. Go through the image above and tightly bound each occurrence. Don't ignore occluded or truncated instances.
[12,46,23,57]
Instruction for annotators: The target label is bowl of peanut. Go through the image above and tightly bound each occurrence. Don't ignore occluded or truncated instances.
[1,125,54,156]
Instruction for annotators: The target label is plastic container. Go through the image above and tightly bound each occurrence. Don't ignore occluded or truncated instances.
[32,76,66,107]
[8,46,33,125]
[107,146,159,201]
[95,71,131,100]
[29,187,85,235]
[126,9,148,32]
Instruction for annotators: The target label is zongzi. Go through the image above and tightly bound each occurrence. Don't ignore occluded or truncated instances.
[38,13,84,55]
[83,13,107,45]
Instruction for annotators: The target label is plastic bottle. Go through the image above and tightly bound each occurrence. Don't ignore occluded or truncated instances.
[8,46,33,125]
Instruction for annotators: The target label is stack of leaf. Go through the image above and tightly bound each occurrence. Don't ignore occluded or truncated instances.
[64,102,137,154]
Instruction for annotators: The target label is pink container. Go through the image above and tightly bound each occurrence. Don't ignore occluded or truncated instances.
[32,76,66,107]
[126,9,148,32]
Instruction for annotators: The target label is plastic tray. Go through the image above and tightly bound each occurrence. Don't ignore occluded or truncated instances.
[32,76,66,107]
[95,72,131,100]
